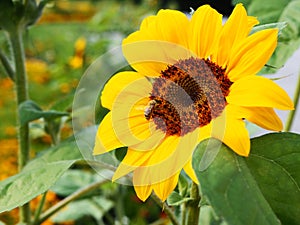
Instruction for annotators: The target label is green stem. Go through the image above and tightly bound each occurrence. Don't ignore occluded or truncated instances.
[32,192,47,224]
[181,202,187,225]
[114,186,125,224]
[9,26,29,176]
[0,49,15,81]
[285,71,300,131]
[151,193,180,225]
[8,26,30,224]
[186,182,201,225]
[35,179,108,225]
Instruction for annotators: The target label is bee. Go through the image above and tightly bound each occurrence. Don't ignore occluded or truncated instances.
[144,99,157,120]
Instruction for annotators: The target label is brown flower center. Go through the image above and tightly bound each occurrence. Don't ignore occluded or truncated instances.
[144,57,232,136]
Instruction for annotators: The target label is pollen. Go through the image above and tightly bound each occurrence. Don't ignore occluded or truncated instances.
[145,57,233,136]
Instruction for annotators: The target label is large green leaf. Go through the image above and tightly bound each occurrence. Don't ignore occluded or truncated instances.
[0,138,83,213]
[193,133,300,225]
[233,0,300,73]
[0,161,74,213]
[246,132,300,225]
[193,139,281,225]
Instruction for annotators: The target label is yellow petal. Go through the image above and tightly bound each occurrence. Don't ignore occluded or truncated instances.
[122,10,191,77]
[247,16,259,29]
[211,108,250,156]
[152,9,189,45]
[132,163,155,201]
[114,136,177,187]
[102,88,165,151]
[101,71,151,110]
[112,112,163,150]
[223,119,250,156]
[112,148,154,181]
[140,15,156,30]
[122,37,167,77]
[123,40,194,77]
[226,104,283,131]
[112,97,165,150]
[149,130,199,184]
[188,5,222,58]
[146,135,180,166]
[132,130,199,187]
[134,184,153,202]
[213,3,250,66]
[227,76,294,110]
[183,160,199,184]
[132,136,180,186]
[198,124,212,142]
[106,75,164,148]
[128,9,189,46]
[152,172,180,201]
[244,107,283,131]
[227,29,278,81]
[93,112,124,155]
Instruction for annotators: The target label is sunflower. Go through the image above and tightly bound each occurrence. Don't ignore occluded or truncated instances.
[94,4,294,201]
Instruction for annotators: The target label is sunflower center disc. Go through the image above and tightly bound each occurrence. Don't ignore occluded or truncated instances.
[145,57,233,136]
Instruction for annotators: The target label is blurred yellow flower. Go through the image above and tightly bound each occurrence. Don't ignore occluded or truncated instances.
[94,4,293,201]
[69,37,86,69]
[60,83,71,94]
[26,59,50,84]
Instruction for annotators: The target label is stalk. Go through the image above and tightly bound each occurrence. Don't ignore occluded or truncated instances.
[0,49,15,81]
[186,182,200,225]
[285,72,300,131]
[151,193,180,225]
[8,25,31,224]
[35,180,108,224]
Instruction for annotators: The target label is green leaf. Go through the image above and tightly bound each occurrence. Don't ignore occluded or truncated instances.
[19,100,69,125]
[24,137,82,171]
[178,174,189,197]
[193,138,280,225]
[278,1,300,40]
[246,132,300,225]
[250,22,287,36]
[167,191,192,206]
[52,197,114,223]
[51,169,108,197]
[0,161,74,213]
[199,206,228,225]
[233,0,300,74]
[0,138,83,213]
[199,138,221,171]
[51,170,94,196]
